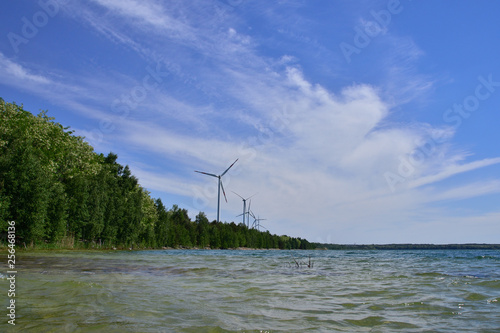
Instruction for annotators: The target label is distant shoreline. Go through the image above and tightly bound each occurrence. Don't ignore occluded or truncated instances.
[313,243,500,250]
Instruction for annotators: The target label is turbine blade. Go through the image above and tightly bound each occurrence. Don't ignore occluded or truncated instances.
[221,158,238,177]
[231,191,244,200]
[195,170,218,178]
[246,192,258,200]
[221,180,228,202]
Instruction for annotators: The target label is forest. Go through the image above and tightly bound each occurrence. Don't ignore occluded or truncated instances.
[0,99,313,250]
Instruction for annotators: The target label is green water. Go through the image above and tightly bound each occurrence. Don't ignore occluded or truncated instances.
[2,249,500,332]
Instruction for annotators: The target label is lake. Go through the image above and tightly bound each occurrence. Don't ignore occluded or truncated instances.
[2,249,500,332]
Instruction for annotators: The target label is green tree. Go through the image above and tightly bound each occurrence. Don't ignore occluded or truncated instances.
[209,222,221,249]
[46,181,68,242]
[139,191,158,247]
[155,198,170,247]
[195,212,210,248]
[6,144,52,242]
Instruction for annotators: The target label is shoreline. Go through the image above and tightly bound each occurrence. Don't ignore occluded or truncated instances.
[2,243,500,253]
[0,244,288,253]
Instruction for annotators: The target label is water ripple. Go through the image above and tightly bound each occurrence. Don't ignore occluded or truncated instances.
[7,249,500,332]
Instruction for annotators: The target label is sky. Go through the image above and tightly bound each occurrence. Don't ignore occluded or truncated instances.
[1,0,500,244]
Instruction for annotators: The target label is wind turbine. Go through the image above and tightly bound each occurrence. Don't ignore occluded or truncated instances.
[233,192,257,227]
[195,159,238,223]
[248,209,266,230]
[254,215,267,231]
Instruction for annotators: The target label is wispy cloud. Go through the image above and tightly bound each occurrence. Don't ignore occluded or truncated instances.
[409,157,500,189]
[89,0,181,30]
[382,36,435,104]
[0,52,118,120]
[429,180,500,202]
[0,52,50,85]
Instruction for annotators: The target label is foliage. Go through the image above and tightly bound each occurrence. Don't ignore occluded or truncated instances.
[0,99,312,250]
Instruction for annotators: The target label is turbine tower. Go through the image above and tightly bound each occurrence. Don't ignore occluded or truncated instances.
[195,159,238,223]
[233,192,257,227]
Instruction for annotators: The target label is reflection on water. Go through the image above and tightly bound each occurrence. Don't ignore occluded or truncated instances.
[2,249,500,332]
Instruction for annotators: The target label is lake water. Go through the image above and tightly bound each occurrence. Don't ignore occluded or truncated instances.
[2,249,500,332]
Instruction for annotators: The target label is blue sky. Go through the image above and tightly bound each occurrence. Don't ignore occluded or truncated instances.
[2,0,500,244]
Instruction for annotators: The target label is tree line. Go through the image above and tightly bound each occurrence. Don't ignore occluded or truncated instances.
[0,99,313,250]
